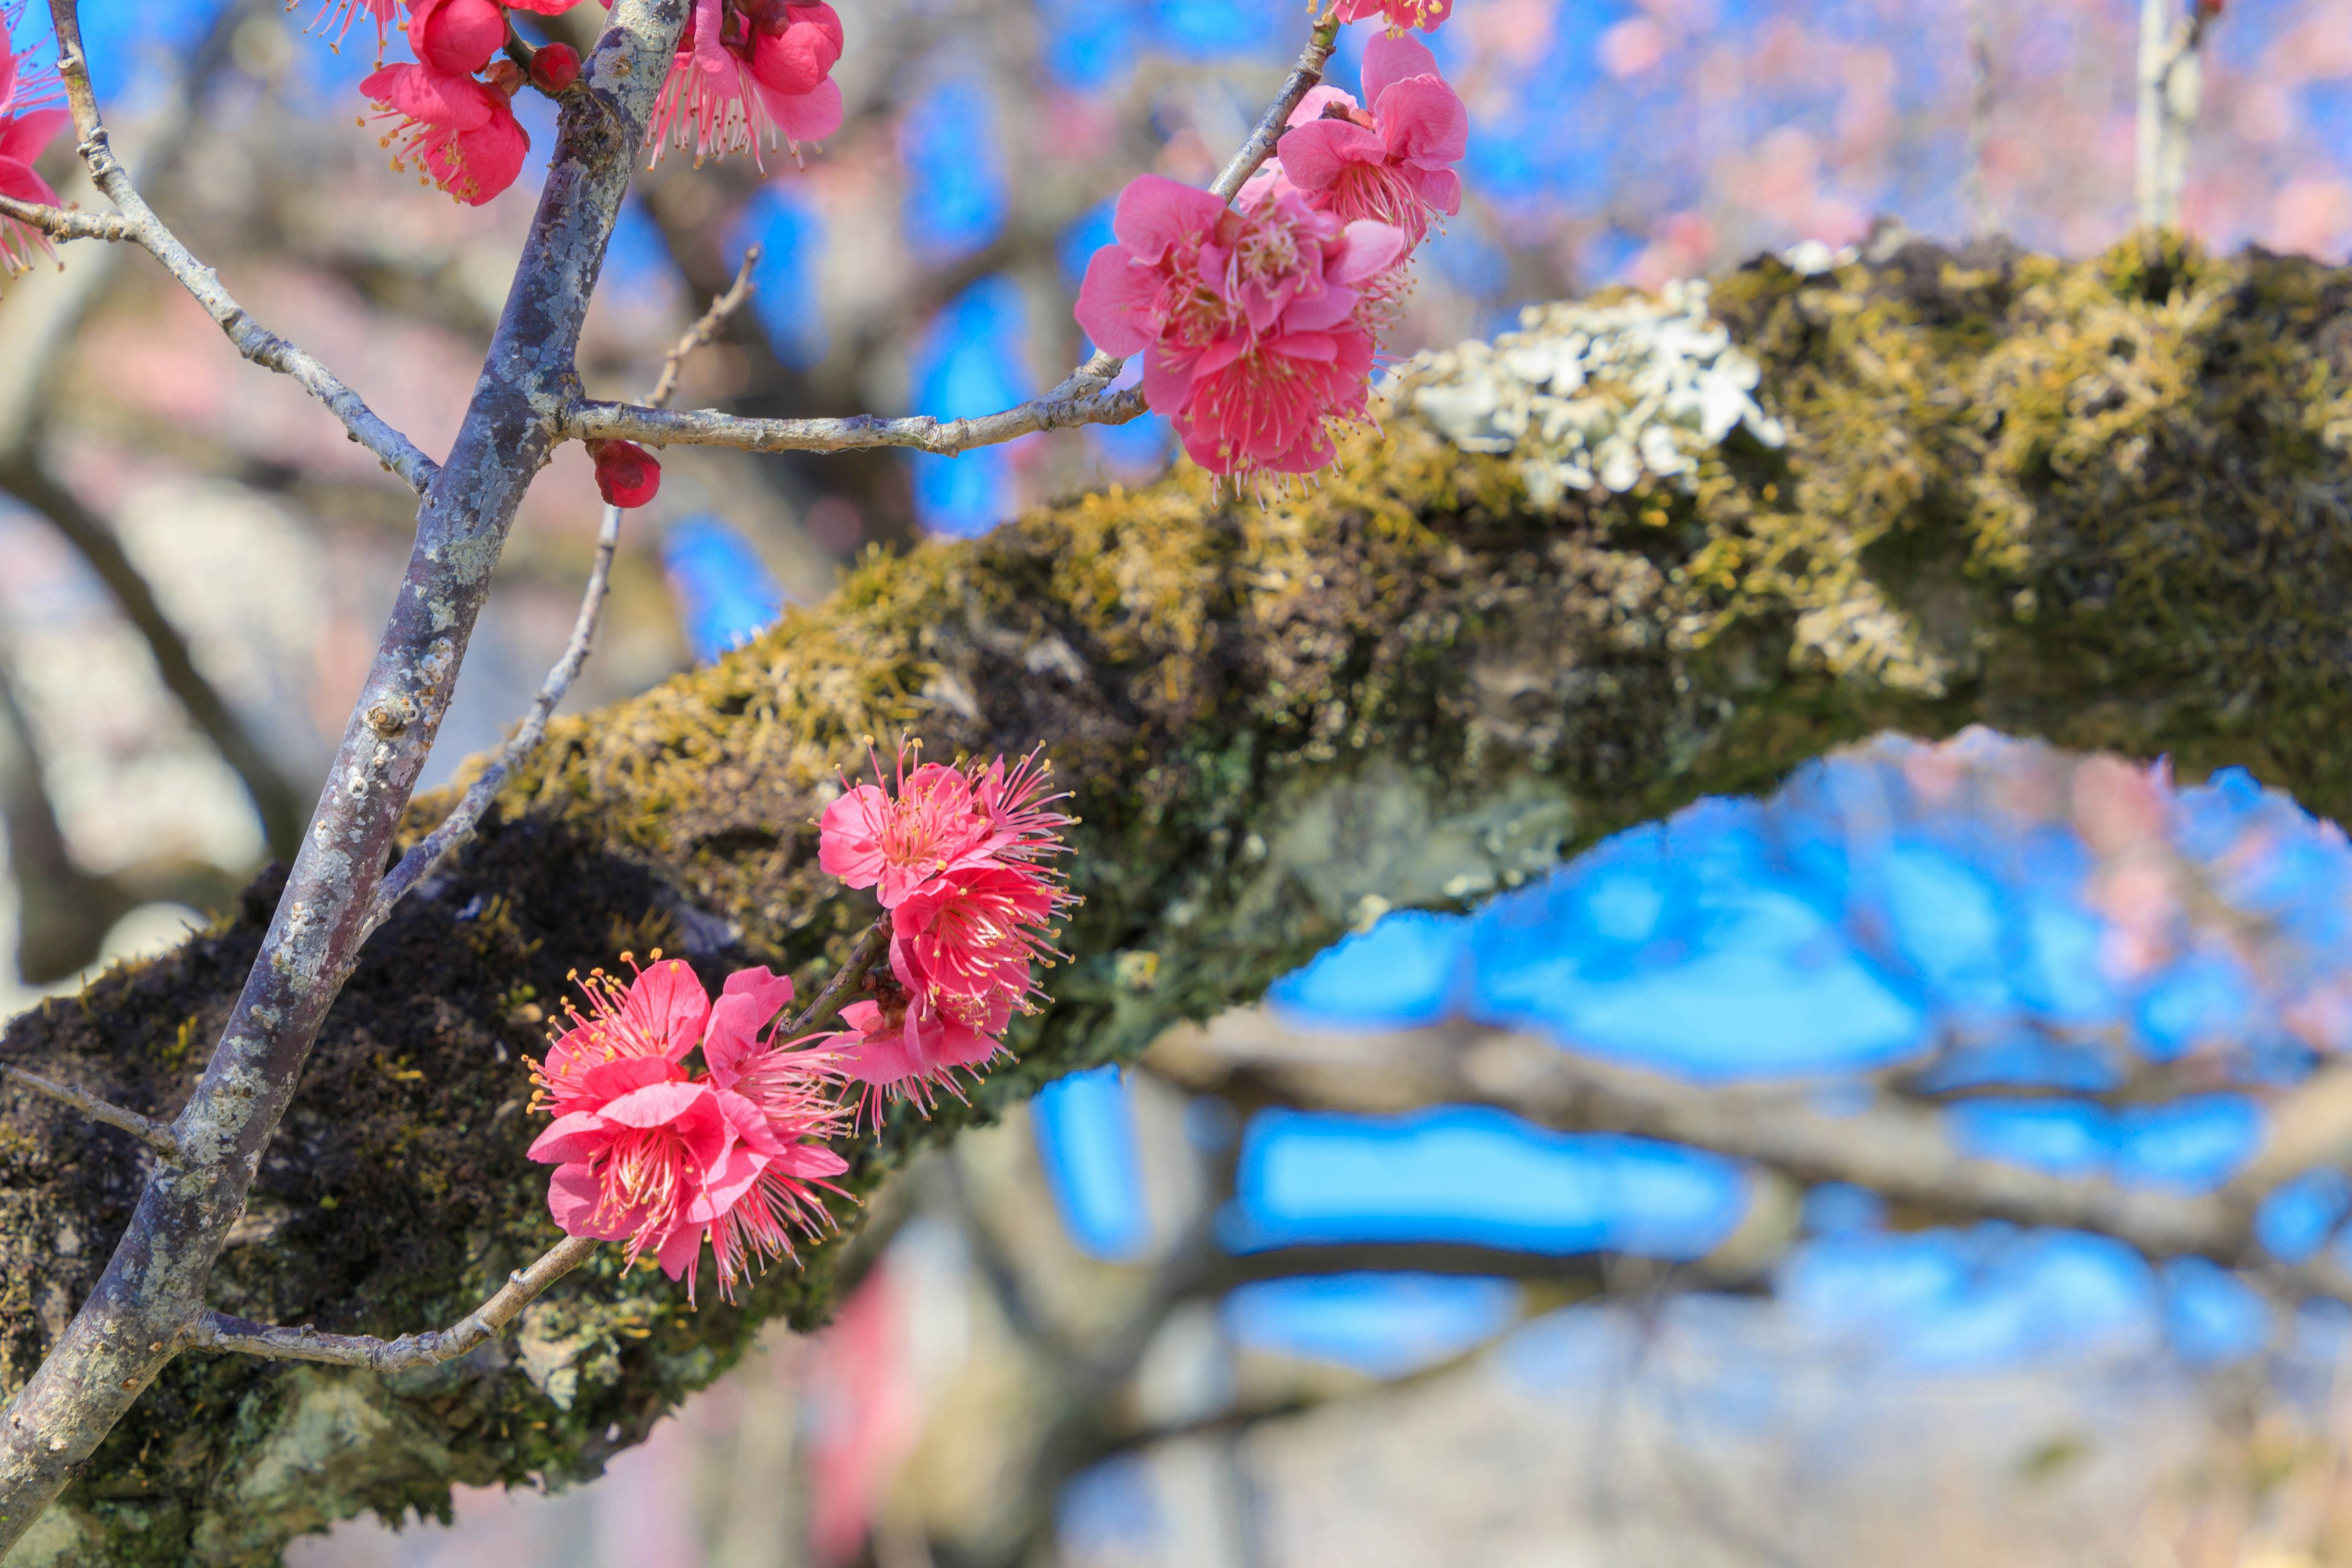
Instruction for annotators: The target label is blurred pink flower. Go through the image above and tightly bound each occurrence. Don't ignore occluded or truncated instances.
[1596,15,1668,77]
[1276,34,1466,246]
[1333,0,1452,35]
[1074,173,1408,482]
[530,959,848,1303]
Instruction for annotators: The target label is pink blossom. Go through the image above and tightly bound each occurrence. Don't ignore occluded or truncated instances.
[0,7,65,275]
[1276,36,1466,246]
[407,0,507,75]
[361,59,530,206]
[530,957,848,1303]
[308,0,404,59]
[816,742,1077,1119]
[1074,173,1408,483]
[646,0,843,167]
[1333,0,1452,34]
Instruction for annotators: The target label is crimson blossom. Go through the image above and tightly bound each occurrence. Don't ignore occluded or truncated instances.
[0,2,66,274]
[528,957,849,1303]
[587,437,663,508]
[646,0,845,167]
[1333,0,1452,32]
[1074,173,1409,485]
[818,744,1077,1120]
[357,0,575,206]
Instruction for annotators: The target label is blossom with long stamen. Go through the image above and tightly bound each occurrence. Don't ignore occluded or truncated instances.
[0,4,66,275]
[1276,35,1466,247]
[646,0,843,167]
[360,56,530,206]
[1333,0,1452,34]
[530,956,849,1303]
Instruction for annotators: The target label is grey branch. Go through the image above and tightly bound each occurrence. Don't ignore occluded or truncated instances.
[34,40,437,493]
[0,0,687,1548]
[783,918,890,1037]
[188,1235,598,1370]
[368,252,768,937]
[1148,1011,2352,1302]
[2136,0,2214,228]
[0,1063,177,1159]
[564,385,1147,457]
[0,192,137,244]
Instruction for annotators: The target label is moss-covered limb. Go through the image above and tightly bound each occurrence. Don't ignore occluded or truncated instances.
[8,239,2352,1564]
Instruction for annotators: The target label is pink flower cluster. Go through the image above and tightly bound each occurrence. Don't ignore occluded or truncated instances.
[354,0,578,206]
[817,744,1077,1120]
[647,0,845,168]
[1071,34,1466,486]
[529,956,848,1302]
[0,0,66,274]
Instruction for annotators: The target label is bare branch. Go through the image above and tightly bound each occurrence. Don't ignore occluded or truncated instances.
[37,21,439,494]
[646,243,761,409]
[188,1235,598,1370]
[1207,12,1341,204]
[0,192,137,244]
[367,257,770,935]
[0,1063,177,1159]
[783,918,889,1037]
[565,385,1147,457]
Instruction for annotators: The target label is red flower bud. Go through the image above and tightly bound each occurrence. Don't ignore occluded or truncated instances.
[530,42,581,94]
[587,439,661,508]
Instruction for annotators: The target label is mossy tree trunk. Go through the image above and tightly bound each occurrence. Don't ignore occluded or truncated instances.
[6,236,2352,1565]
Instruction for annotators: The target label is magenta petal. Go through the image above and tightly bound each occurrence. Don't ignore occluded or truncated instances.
[777,1144,850,1178]
[714,1088,788,1157]
[656,1219,706,1281]
[1073,249,1164,356]
[1111,173,1226,265]
[1286,85,1357,129]
[624,958,713,1061]
[0,156,59,211]
[0,108,67,169]
[818,786,891,889]
[1409,164,1463,217]
[1270,330,1342,364]
[687,1144,771,1221]
[1139,345,1201,415]
[1281,283,1360,334]
[576,1053,683,1107]
[1375,74,1468,165]
[1332,220,1409,285]
[548,1163,635,1240]
[363,64,494,131]
[598,1079,715,1129]
[1362,32,1443,105]
[451,107,528,206]
[764,75,844,143]
[530,1111,616,1165]
[1278,119,1384,192]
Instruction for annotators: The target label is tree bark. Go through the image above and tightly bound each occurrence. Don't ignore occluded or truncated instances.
[6,236,2352,1564]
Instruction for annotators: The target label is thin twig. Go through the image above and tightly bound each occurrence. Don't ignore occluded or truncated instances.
[783,918,889,1037]
[0,193,137,244]
[39,18,437,492]
[564,385,1147,458]
[188,1234,598,1370]
[0,1063,177,1159]
[647,244,761,409]
[364,261,767,937]
[1207,12,1341,204]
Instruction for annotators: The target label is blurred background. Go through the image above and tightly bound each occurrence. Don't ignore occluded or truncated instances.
[15,0,2352,1562]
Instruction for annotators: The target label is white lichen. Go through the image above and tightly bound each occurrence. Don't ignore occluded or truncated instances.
[1396,279,1786,505]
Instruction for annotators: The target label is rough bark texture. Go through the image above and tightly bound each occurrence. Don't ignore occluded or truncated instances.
[7,235,2352,1564]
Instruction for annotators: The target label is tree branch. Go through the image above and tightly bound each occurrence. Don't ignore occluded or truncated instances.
[646,243,761,410]
[0,1063,178,1159]
[187,1235,598,1370]
[563,385,1146,457]
[0,192,137,244]
[32,32,439,494]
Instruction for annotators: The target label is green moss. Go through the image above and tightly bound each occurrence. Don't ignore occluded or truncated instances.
[10,241,2352,1563]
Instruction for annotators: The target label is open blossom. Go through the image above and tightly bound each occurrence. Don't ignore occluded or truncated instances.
[362,58,530,205]
[1333,0,1452,33]
[819,742,1075,1117]
[1074,173,1408,483]
[647,0,843,167]
[1275,36,1465,247]
[530,956,849,1303]
[0,6,66,275]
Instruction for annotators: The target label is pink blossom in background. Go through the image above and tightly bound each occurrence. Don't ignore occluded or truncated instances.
[530,957,848,1303]
[804,1263,922,1565]
[1276,34,1466,247]
[0,5,64,274]
[308,0,405,59]
[1074,173,1408,483]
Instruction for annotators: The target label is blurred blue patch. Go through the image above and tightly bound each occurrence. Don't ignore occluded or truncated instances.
[1783,1229,2160,1368]
[1058,1457,1163,1561]
[729,186,829,370]
[1946,1095,2258,1190]
[2260,1169,2352,1264]
[1058,202,1119,293]
[2135,951,2257,1061]
[1912,1033,2124,1095]
[603,196,676,312]
[1268,910,1468,1031]
[1038,0,1136,88]
[1947,1099,2109,1177]
[2163,1256,2271,1363]
[661,515,785,663]
[1221,1106,1746,1259]
[1222,1273,1520,1378]
[1033,1066,1152,1262]
[907,276,1033,537]
[75,0,224,106]
[1801,1183,1888,1237]
[903,77,1006,260]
